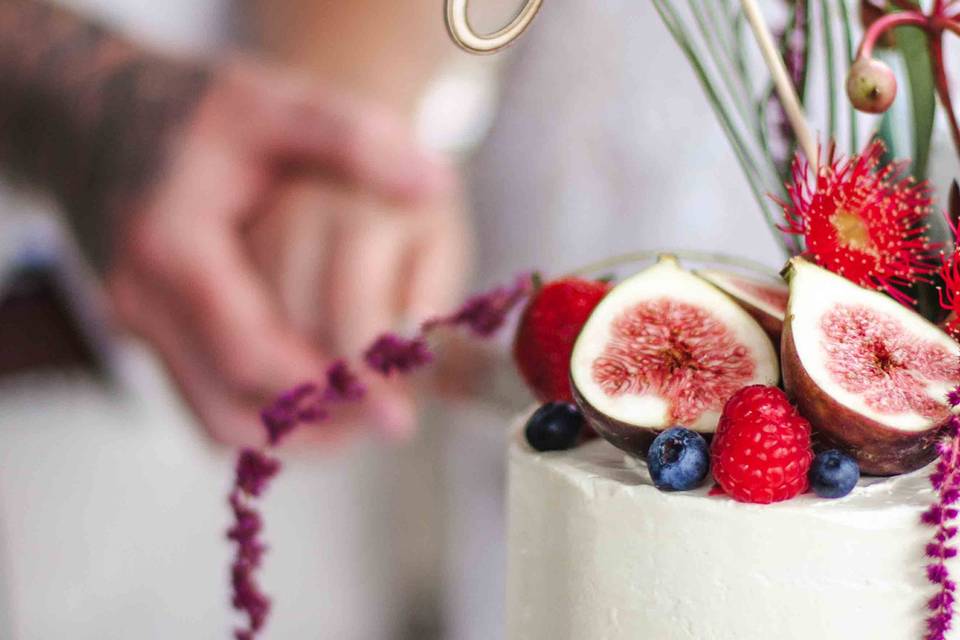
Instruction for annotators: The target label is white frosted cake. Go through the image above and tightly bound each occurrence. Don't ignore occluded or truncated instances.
[507,430,951,640]
[504,253,960,640]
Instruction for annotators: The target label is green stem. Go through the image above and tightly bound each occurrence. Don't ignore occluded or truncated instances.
[653,0,791,256]
[781,0,813,175]
[687,0,757,131]
[929,34,960,162]
[819,0,838,140]
[838,0,859,153]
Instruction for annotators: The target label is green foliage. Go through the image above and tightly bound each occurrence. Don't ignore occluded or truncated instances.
[652,1,864,258]
[897,24,936,180]
[653,0,947,257]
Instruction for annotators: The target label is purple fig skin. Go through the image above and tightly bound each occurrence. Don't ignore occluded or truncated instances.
[739,304,783,349]
[781,316,942,476]
[695,271,785,348]
[571,377,712,458]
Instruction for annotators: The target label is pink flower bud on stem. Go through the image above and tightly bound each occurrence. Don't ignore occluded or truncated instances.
[846,57,898,114]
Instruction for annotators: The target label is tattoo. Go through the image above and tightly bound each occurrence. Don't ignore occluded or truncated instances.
[0,0,211,270]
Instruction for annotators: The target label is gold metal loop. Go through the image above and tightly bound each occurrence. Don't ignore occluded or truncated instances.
[444,0,544,54]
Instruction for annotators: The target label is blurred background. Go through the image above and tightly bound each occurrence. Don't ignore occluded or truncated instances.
[5,0,954,638]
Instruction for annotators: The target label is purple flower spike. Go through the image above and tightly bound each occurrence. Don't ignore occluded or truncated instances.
[924,385,960,640]
[364,334,434,376]
[227,270,537,638]
[949,388,960,408]
[324,360,368,402]
[422,273,533,338]
[235,450,281,498]
[261,384,327,446]
[260,406,296,447]
[229,490,273,637]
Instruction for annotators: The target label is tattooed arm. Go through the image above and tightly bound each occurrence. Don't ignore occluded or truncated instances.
[0,0,452,445]
[0,0,209,267]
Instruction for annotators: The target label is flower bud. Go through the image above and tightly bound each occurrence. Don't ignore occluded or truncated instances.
[846,57,897,114]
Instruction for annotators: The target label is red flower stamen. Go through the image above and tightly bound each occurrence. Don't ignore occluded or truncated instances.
[776,140,936,305]
[939,249,960,339]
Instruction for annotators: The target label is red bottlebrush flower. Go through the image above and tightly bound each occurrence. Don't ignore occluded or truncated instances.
[777,140,936,305]
[939,249,960,339]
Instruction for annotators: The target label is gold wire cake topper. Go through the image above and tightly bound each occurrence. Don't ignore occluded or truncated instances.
[443,0,817,169]
[444,0,543,54]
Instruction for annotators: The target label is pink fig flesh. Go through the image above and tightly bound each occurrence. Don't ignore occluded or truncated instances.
[782,259,960,475]
[570,256,779,457]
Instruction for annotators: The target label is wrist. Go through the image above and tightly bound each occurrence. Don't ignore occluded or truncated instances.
[0,1,212,271]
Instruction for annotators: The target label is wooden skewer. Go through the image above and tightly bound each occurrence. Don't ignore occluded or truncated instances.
[739,0,820,173]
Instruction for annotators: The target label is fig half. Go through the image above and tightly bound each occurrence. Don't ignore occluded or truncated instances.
[570,255,780,457]
[696,269,788,345]
[782,258,960,475]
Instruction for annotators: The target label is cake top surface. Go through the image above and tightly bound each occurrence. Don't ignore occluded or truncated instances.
[511,425,936,522]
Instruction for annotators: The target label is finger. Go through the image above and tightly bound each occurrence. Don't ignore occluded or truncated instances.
[110,270,362,449]
[109,269,269,447]
[127,205,325,404]
[324,192,417,437]
[245,178,337,342]
[258,84,454,203]
[401,196,473,322]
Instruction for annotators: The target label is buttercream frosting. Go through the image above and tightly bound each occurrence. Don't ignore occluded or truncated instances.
[507,427,956,639]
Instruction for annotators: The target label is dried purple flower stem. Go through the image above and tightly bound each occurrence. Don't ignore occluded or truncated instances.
[422,273,533,338]
[226,275,533,638]
[923,390,960,640]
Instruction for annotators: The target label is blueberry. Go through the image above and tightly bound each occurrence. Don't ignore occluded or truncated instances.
[647,428,710,492]
[524,402,584,452]
[809,450,860,499]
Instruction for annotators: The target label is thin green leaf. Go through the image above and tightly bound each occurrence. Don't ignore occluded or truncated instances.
[838,0,859,153]
[819,0,838,140]
[797,0,814,104]
[757,85,785,183]
[877,108,899,164]
[782,0,814,168]
[895,24,935,179]
[686,0,756,132]
[652,0,790,256]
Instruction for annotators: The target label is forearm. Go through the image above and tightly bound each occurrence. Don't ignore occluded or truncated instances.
[0,0,209,267]
[242,0,449,117]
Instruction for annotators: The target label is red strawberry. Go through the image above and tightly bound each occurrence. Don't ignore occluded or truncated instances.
[513,277,610,402]
[711,385,814,504]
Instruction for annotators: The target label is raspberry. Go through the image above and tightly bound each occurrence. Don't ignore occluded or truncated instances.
[711,385,814,504]
[513,277,610,402]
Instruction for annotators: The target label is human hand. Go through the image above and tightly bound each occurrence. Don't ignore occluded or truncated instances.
[107,58,458,447]
[248,176,471,353]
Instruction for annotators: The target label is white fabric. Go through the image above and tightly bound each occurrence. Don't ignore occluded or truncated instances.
[0,347,401,639]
